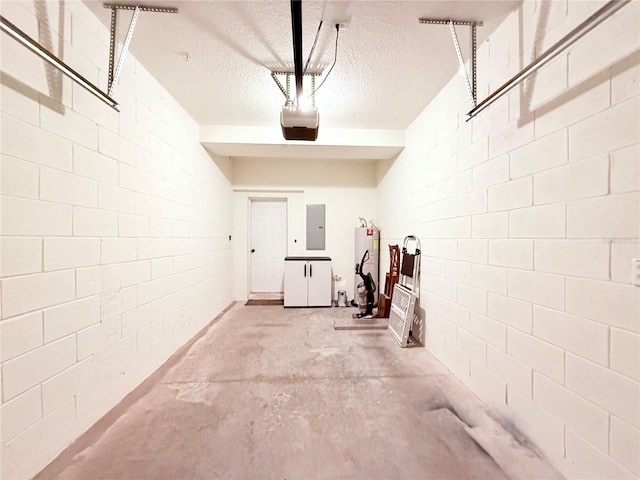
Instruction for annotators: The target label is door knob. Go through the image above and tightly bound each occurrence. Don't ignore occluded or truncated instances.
[251,249,255,253]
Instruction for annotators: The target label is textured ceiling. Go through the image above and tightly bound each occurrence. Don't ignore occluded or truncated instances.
[85,0,520,132]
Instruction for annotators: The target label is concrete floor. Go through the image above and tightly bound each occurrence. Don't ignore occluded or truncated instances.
[37,304,562,479]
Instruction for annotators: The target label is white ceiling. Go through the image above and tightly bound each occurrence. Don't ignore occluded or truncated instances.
[85,0,521,159]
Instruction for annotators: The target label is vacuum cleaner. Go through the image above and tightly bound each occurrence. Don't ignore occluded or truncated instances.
[352,249,376,319]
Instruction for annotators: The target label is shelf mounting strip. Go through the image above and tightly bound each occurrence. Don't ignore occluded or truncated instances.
[419,18,482,110]
[104,3,178,96]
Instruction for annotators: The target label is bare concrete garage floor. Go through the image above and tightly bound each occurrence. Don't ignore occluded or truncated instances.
[37,304,562,479]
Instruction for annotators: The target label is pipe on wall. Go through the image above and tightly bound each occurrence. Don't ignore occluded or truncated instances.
[0,15,119,110]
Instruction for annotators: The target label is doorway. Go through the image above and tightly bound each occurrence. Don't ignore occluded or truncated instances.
[250,199,287,295]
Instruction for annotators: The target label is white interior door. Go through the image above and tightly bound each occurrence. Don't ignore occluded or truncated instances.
[250,200,287,293]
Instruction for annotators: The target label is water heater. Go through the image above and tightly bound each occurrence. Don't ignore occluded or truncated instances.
[354,227,380,305]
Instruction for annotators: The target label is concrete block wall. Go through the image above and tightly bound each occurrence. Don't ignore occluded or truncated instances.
[377,1,639,478]
[0,1,233,477]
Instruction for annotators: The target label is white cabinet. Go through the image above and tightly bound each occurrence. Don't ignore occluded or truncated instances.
[284,260,308,307]
[284,257,332,307]
[307,260,332,306]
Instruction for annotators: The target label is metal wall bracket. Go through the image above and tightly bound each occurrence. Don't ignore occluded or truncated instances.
[104,3,178,96]
[419,17,482,110]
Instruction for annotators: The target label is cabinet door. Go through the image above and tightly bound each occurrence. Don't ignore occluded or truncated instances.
[307,261,332,307]
[284,261,308,307]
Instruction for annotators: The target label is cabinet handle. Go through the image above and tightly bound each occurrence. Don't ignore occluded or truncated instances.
[310,264,313,276]
[304,264,307,277]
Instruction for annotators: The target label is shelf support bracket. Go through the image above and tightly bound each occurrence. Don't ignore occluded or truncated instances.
[449,21,476,109]
[104,3,178,96]
[419,17,482,110]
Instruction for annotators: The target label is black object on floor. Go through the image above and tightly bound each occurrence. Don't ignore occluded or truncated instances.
[245,299,284,306]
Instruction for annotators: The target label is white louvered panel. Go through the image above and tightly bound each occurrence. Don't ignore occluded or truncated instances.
[387,284,416,347]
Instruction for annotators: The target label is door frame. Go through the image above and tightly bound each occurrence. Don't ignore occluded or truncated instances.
[248,197,288,297]
[232,189,303,302]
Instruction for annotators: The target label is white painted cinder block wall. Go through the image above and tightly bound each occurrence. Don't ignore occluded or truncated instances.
[377,1,639,478]
[0,1,233,477]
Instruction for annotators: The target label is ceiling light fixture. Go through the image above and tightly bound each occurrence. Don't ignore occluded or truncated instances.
[271,70,321,140]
